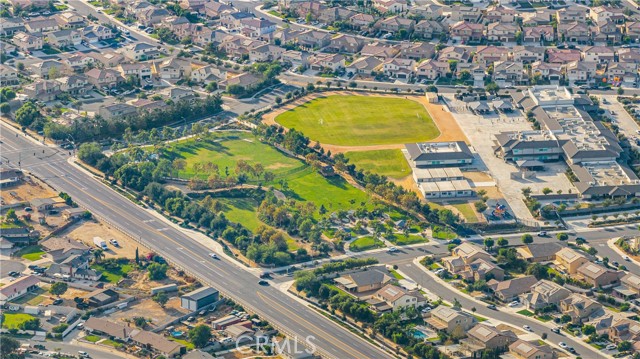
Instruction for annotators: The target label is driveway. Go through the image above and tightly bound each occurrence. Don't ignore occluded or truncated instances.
[0,259,25,278]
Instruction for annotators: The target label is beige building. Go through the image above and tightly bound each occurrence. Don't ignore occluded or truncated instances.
[426,306,476,333]
[554,247,588,274]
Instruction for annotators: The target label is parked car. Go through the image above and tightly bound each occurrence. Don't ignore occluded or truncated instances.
[109,239,119,247]
[52,299,63,305]
[487,304,497,310]
[508,301,519,307]
[559,342,568,349]
[606,344,617,350]
[387,247,399,253]
[258,280,269,286]
[551,327,561,334]
[259,272,271,279]
[522,325,532,332]
[537,231,547,236]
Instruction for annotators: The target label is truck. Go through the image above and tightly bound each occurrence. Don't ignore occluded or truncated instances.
[93,236,108,250]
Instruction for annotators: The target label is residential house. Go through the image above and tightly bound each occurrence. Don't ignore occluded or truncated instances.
[555,247,589,274]
[619,273,640,297]
[318,7,355,24]
[248,44,284,62]
[98,103,137,120]
[347,56,382,77]
[577,262,621,288]
[531,61,564,82]
[0,64,19,86]
[606,62,638,85]
[625,21,640,41]
[122,43,162,61]
[282,50,310,70]
[131,331,185,357]
[560,294,603,324]
[426,306,477,333]
[546,48,582,64]
[399,42,435,61]
[151,58,192,80]
[609,318,640,343]
[297,30,332,49]
[521,280,571,311]
[63,53,95,71]
[202,1,231,18]
[582,46,615,63]
[0,275,39,304]
[218,72,261,92]
[240,18,276,39]
[488,275,538,302]
[523,25,555,43]
[592,19,622,43]
[47,29,81,48]
[448,5,482,22]
[376,16,415,34]
[86,51,124,68]
[13,31,43,51]
[22,80,61,101]
[25,17,59,33]
[326,34,364,54]
[437,46,471,62]
[84,317,137,341]
[309,53,345,72]
[117,63,152,81]
[618,48,640,63]
[55,75,90,95]
[516,243,563,263]
[360,42,399,59]
[590,6,625,24]
[558,21,590,43]
[493,61,524,85]
[460,258,504,282]
[137,7,171,27]
[158,87,195,102]
[460,324,517,355]
[475,46,509,67]
[84,288,119,307]
[349,13,376,30]
[40,236,90,263]
[414,20,444,40]
[0,17,25,36]
[368,284,425,312]
[220,11,254,30]
[31,59,67,78]
[451,243,493,264]
[486,23,519,42]
[511,46,545,64]
[450,21,484,43]
[372,0,406,13]
[508,340,555,359]
[53,12,85,29]
[557,5,588,23]
[382,58,414,80]
[334,267,392,293]
[415,59,450,80]
[85,68,123,88]
[484,5,517,23]
[190,65,226,84]
[179,0,206,12]
[46,254,101,281]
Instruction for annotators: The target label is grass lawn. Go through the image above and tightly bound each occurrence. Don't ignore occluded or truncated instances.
[15,245,45,261]
[432,228,456,240]
[275,95,440,146]
[102,339,123,348]
[344,150,412,179]
[517,309,534,317]
[2,313,36,329]
[11,287,46,305]
[170,338,195,350]
[90,262,133,283]
[388,233,427,245]
[84,335,101,343]
[537,315,553,322]
[217,197,298,251]
[472,314,488,322]
[165,133,374,214]
[389,270,404,280]
[350,236,385,252]
[451,203,478,223]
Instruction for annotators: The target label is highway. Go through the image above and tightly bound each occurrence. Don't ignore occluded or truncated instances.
[0,122,392,359]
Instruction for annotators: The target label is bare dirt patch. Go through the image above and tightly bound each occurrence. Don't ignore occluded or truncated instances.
[64,220,149,259]
[497,323,526,336]
[108,297,189,329]
[1,176,57,205]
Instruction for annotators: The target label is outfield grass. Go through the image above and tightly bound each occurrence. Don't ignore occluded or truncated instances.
[16,245,45,261]
[90,263,133,283]
[344,150,412,179]
[350,236,385,252]
[275,96,439,146]
[2,313,36,329]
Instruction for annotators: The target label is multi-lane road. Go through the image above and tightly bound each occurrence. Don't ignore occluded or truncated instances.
[0,122,392,359]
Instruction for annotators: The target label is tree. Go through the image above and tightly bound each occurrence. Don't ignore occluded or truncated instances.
[133,316,147,328]
[188,324,212,348]
[15,101,42,127]
[485,82,500,94]
[497,237,508,247]
[152,292,168,308]
[205,81,218,92]
[0,337,20,358]
[618,341,632,352]
[20,318,40,330]
[542,187,552,195]
[581,324,596,336]
[49,282,68,297]
[78,142,106,166]
[5,209,18,222]
[93,249,104,263]
[521,234,534,244]
[135,247,140,264]
[483,238,494,251]
[0,103,10,114]
[556,233,569,241]
[147,262,168,280]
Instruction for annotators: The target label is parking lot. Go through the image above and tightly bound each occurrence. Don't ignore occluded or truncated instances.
[444,95,575,221]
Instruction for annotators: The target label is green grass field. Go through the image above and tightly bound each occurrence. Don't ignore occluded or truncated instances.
[1,313,36,329]
[451,203,479,223]
[84,335,101,343]
[389,234,427,245]
[350,236,385,252]
[344,150,412,179]
[165,133,373,213]
[275,96,439,146]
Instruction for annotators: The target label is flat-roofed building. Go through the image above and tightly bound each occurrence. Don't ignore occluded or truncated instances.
[405,142,474,167]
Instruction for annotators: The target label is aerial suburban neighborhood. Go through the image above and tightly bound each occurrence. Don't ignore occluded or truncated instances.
[6,0,640,358]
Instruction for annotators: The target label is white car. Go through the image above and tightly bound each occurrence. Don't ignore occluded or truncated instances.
[434,268,445,275]
[559,342,568,349]
[606,344,617,350]
[522,325,532,332]
[209,253,218,259]
[508,301,519,307]
[387,247,399,253]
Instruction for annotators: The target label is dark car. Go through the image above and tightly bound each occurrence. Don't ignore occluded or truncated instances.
[258,280,269,286]
[259,273,271,279]
[8,271,20,277]
[52,298,63,305]
[487,304,497,310]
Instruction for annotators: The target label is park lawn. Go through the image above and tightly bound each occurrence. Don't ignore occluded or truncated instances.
[217,197,299,251]
[344,150,412,179]
[451,203,479,223]
[350,236,385,252]
[84,335,101,343]
[16,245,45,261]
[170,338,195,350]
[91,263,133,283]
[165,132,305,180]
[274,95,440,146]
[2,313,36,329]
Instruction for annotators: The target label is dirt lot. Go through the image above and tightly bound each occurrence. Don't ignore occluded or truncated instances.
[109,297,189,329]
[64,220,149,259]
[1,176,57,205]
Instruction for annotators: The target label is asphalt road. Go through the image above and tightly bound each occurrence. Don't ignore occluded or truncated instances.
[0,123,391,359]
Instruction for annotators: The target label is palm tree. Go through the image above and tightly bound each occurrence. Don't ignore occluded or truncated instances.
[93,249,105,263]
